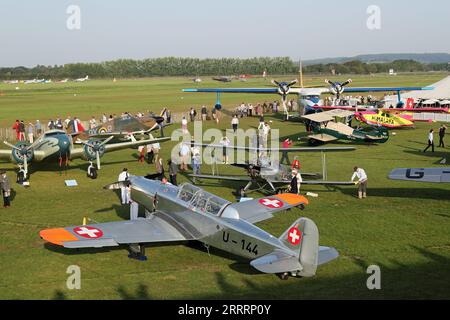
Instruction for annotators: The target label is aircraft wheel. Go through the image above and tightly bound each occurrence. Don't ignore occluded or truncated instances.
[278,273,289,281]
[238,186,246,198]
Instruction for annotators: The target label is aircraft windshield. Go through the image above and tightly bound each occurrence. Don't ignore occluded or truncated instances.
[177,183,230,215]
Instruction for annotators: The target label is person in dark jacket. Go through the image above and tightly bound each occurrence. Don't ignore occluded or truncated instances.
[0,170,12,208]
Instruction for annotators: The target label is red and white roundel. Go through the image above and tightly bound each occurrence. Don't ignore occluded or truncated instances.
[73,226,104,239]
[259,198,284,209]
[288,227,302,246]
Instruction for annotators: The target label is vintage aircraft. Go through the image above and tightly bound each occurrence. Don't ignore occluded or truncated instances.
[183,78,433,120]
[212,76,233,83]
[0,129,169,179]
[354,109,415,128]
[40,176,339,280]
[68,110,168,143]
[302,109,389,145]
[189,143,356,194]
[74,75,89,82]
[389,167,450,183]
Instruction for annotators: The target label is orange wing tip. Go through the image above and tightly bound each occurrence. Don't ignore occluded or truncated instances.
[40,228,78,246]
[275,193,309,206]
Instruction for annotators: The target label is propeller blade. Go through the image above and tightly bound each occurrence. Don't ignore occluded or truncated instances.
[23,155,28,178]
[271,80,280,87]
[99,136,114,147]
[96,151,101,170]
[325,79,334,86]
[341,79,353,87]
[3,141,21,151]
[288,79,299,87]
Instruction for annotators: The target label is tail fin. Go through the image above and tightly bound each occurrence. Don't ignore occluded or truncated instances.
[251,217,338,277]
[279,217,319,277]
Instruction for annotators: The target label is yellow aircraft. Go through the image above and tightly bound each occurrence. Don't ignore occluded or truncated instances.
[355,109,414,128]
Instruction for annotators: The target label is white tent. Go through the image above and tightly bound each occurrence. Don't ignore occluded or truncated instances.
[386,76,450,101]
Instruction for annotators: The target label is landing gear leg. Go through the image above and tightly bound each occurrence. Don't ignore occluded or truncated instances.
[128,244,148,261]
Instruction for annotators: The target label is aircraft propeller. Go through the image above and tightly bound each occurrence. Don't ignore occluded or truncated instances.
[325,79,353,100]
[271,79,299,120]
[79,136,114,169]
[3,141,33,177]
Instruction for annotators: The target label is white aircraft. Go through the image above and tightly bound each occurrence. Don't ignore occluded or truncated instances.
[59,79,69,83]
[74,75,89,82]
[389,167,450,183]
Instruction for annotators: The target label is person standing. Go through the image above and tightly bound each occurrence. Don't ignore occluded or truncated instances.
[423,129,435,153]
[118,168,130,204]
[138,145,145,163]
[189,107,197,122]
[0,170,12,208]
[438,125,446,148]
[280,138,292,165]
[179,142,190,171]
[155,157,165,180]
[27,122,34,144]
[220,135,231,164]
[201,105,208,121]
[102,114,108,123]
[35,120,42,136]
[231,115,239,133]
[18,121,26,141]
[168,159,178,186]
[351,166,368,199]
[181,116,188,133]
[12,120,20,140]
[191,150,201,183]
[146,144,154,164]
[288,169,302,195]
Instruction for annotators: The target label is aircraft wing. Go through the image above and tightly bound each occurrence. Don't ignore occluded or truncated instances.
[342,86,434,93]
[183,88,279,94]
[193,143,355,153]
[70,137,170,159]
[0,149,11,160]
[389,168,450,183]
[228,193,309,224]
[189,174,252,182]
[40,215,198,249]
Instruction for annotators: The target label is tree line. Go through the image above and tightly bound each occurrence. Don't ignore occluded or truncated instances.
[0,57,448,80]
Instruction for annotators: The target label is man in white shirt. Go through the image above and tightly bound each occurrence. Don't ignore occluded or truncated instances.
[118,168,130,204]
[423,129,435,153]
[351,166,368,199]
[179,143,190,171]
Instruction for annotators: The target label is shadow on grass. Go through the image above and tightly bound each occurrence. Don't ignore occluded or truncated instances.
[110,246,450,300]
[335,186,450,201]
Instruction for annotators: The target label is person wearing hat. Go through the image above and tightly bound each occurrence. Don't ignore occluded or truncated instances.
[0,170,12,208]
[288,168,302,195]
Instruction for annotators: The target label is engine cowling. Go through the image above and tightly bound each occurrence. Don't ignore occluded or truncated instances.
[11,141,34,164]
[83,139,106,161]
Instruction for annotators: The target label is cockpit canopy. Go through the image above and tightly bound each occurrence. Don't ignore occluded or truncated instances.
[177,183,230,216]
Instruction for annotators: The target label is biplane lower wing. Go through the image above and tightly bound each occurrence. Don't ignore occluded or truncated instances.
[307,134,338,143]
[190,174,252,182]
[40,214,198,249]
[389,168,450,183]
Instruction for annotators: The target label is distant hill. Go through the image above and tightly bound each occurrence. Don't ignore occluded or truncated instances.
[303,53,450,65]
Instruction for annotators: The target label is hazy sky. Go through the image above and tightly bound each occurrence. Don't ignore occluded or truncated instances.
[1,0,449,67]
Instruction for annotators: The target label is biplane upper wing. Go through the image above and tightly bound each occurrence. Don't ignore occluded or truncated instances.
[183,88,279,94]
[389,168,450,183]
[40,215,198,249]
[227,193,309,224]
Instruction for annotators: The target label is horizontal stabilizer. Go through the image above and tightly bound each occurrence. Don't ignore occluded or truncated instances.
[250,250,301,274]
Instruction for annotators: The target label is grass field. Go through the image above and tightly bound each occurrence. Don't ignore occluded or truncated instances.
[0,74,449,300]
